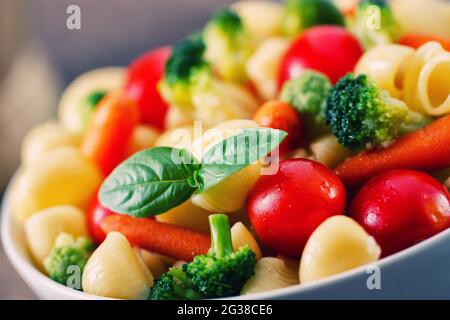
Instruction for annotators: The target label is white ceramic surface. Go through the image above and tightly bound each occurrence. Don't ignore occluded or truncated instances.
[2,176,450,300]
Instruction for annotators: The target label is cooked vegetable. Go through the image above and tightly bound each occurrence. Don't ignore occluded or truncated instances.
[353,0,401,50]
[87,193,117,244]
[325,73,431,150]
[248,158,346,257]
[204,8,252,82]
[11,147,102,223]
[100,214,211,261]
[300,216,381,284]
[336,115,450,188]
[398,33,450,51]
[81,92,139,175]
[82,232,153,299]
[350,170,450,256]
[253,100,302,155]
[278,26,363,86]
[44,233,93,288]
[150,214,256,299]
[281,0,345,37]
[280,70,331,123]
[125,46,172,130]
[24,206,88,269]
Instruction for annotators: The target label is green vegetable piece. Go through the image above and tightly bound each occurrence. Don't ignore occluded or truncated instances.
[44,233,94,290]
[280,70,331,123]
[149,267,204,300]
[353,0,401,50]
[99,147,201,217]
[85,90,107,110]
[198,127,287,192]
[325,73,431,150]
[282,0,345,37]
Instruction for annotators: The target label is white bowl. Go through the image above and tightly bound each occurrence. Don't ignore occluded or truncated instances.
[2,176,450,300]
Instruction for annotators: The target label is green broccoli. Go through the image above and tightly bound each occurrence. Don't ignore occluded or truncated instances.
[44,233,94,289]
[203,8,252,82]
[282,0,345,37]
[353,0,401,49]
[325,74,431,150]
[159,34,212,108]
[149,214,256,300]
[280,70,331,123]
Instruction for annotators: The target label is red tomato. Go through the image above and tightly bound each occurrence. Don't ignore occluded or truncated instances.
[87,194,117,244]
[253,101,303,155]
[81,92,139,175]
[278,26,363,87]
[248,159,346,257]
[125,46,172,130]
[350,170,450,257]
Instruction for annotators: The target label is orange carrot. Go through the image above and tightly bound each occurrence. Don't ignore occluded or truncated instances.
[398,33,450,51]
[336,115,450,189]
[101,214,210,261]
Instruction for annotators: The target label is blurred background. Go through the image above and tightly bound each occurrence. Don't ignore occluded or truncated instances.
[0,0,449,299]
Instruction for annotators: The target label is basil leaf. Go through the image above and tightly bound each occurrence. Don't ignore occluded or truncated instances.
[197,128,287,192]
[99,147,200,217]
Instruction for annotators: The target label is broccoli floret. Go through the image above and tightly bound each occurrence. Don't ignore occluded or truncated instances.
[185,214,256,298]
[203,8,252,82]
[325,74,431,150]
[149,267,204,300]
[280,70,332,123]
[282,0,345,37]
[44,233,94,289]
[353,0,401,49]
[159,34,212,108]
[149,214,256,300]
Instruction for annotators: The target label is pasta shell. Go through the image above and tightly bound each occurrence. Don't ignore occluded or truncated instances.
[24,205,88,269]
[231,222,262,260]
[232,1,284,44]
[11,147,102,223]
[164,106,196,129]
[138,249,175,279]
[310,135,352,169]
[21,121,80,166]
[241,257,299,295]
[300,216,381,284]
[246,37,291,100]
[126,125,160,157]
[82,232,153,299]
[190,120,262,212]
[58,67,125,135]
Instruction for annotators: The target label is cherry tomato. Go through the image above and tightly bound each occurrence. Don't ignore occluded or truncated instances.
[87,193,118,244]
[350,170,450,257]
[253,101,303,155]
[278,26,363,87]
[248,159,346,257]
[125,46,172,130]
[398,33,450,51]
[81,92,139,175]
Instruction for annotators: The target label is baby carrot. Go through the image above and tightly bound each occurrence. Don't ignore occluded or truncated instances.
[100,214,211,261]
[336,115,450,189]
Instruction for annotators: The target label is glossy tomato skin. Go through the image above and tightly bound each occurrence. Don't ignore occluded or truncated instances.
[248,159,346,257]
[125,46,171,130]
[350,170,450,257]
[87,194,118,244]
[253,101,303,155]
[278,26,363,87]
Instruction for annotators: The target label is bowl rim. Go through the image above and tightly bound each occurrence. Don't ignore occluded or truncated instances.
[2,173,450,300]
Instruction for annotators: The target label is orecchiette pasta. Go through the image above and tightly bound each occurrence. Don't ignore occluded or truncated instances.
[232,1,284,45]
[300,216,381,284]
[58,67,125,135]
[21,121,80,166]
[231,222,262,260]
[82,232,153,299]
[24,205,88,268]
[190,120,262,212]
[241,257,299,295]
[246,37,291,100]
[310,135,352,169]
[11,147,102,223]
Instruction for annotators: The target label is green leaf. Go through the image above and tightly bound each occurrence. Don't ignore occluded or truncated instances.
[99,147,200,217]
[197,128,287,192]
